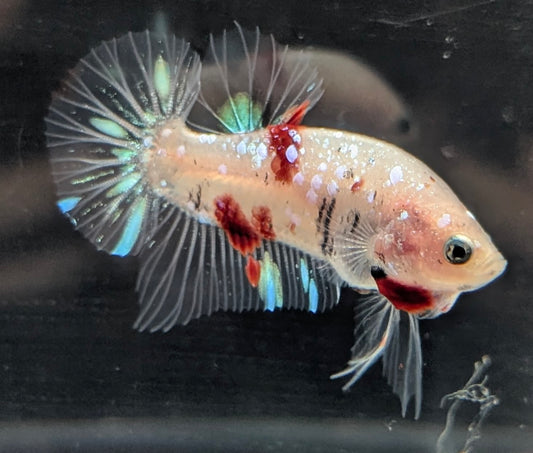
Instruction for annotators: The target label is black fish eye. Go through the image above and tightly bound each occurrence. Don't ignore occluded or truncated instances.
[444,235,473,264]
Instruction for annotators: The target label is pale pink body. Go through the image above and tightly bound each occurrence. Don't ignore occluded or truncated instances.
[148,118,505,308]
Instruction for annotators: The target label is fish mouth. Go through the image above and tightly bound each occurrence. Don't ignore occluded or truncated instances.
[480,253,507,281]
[428,252,507,296]
[418,254,507,319]
[462,252,507,293]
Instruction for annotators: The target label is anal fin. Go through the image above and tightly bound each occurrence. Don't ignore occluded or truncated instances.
[134,206,341,332]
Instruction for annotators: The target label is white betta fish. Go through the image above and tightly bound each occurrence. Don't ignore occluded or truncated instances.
[45,24,506,419]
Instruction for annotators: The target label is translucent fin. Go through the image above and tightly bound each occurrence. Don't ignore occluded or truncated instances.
[188,22,323,133]
[335,211,377,284]
[330,294,423,419]
[381,308,422,420]
[46,31,201,256]
[134,205,341,332]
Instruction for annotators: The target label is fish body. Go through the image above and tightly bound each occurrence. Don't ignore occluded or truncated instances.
[46,26,506,419]
[149,117,503,312]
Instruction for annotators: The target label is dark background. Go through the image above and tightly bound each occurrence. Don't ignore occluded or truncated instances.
[0,0,532,451]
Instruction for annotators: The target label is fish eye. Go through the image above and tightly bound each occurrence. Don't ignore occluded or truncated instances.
[444,235,473,264]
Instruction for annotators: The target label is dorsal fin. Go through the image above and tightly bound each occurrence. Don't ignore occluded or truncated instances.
[187,23,323,134]
[279,100,310,126]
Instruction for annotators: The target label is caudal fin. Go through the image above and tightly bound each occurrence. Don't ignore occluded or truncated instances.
[46,31,201,256]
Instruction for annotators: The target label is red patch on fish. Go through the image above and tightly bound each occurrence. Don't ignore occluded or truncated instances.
[245,256,261,287]
[371,267,433,314]
[267,102,308,184]
[280,101,310,126]
[214,195,261,256]
[351,178,364,192]
[252,206,276,240]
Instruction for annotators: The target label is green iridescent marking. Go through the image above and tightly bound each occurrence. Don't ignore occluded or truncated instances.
[106,172,141,198]
[258,251,283,311]
[154,55,171,106]
[89,117,129,139]
[217,92,263,133]
[71,169,115,185]
[111,148,136,162]
[109,199,125,224]
[121,164,137,176]
[142,111,157,127]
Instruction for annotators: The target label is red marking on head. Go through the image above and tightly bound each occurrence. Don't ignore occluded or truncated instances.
[214,195,261,256]
[252,206,276,240]
[245,256,261,287]
[351,178,364,192]
[373,273,433,314]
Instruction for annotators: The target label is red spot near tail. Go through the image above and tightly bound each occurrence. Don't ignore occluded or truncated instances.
[245,256,261,287]
[252,206,276,240]
[214,195,261,256]
[373,274,433,314]
[351,178,364,192]
[267,102,309,184]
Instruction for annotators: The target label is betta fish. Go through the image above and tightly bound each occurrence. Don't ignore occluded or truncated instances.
[45,24,506,419]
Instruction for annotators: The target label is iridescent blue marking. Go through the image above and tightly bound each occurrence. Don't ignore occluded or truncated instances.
[106,173,141,198]
[265,278,276,312]
[300,258,309,292]
[111,198,146,257]
[308,279,318,313]
[57,196,81,213]
[258,251,283,311]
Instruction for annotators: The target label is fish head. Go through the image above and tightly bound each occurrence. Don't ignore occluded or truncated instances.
[370,192,507,317]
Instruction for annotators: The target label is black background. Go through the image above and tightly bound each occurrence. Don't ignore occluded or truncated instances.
[0,0,531,451]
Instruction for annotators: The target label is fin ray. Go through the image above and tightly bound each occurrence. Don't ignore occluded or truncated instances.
[133,206,341,332]
[331,294,423,419]
[46,31,201,257]
[382,310,423,419]
[188,23,323,134]
[330,294,395,385]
